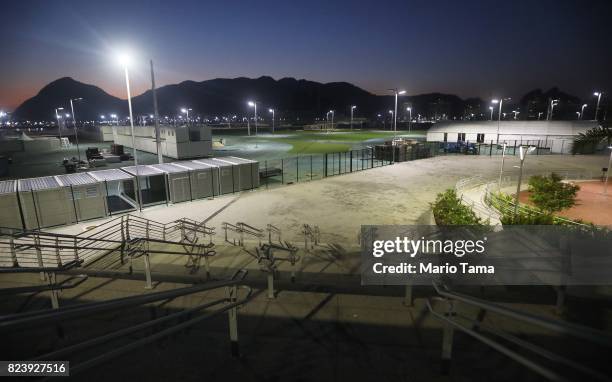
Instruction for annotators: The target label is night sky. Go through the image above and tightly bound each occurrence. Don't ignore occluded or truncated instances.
[1,0,611,110]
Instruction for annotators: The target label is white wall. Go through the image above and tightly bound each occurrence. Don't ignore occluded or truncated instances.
[112,125,212,159]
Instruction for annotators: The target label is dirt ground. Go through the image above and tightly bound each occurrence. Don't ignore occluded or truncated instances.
[519,179,612,225]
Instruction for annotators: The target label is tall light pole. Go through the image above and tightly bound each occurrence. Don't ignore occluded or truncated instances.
[117,51,142,210]
[406,107,412,132]
[110,114,118,125]
[150,60,163,164]
[329,110,334,132]
[498,142,507,191]
[389,89,406,137]
[248,101,257,136]
[514,146,536,218]
[604,146,612,195]
[268,108,275,134]
[350,105,356,130]
[181,108,192,126]
[491,98,509,144]
[594,92,603,121]
[580,104,587,120]
[548,99,559,121]
[69,98,83,162]
[489,106,494,121]
[55,107,64,140]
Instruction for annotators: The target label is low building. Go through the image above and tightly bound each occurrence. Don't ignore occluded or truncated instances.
[112,125,212,159]
[426,121,597,153]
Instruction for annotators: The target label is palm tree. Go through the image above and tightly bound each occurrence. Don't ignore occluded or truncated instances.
[572,124,612,154]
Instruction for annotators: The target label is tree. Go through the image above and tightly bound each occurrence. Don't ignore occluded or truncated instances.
[572,125,612,154]
[528,173,580,213]
[431,189,484,225]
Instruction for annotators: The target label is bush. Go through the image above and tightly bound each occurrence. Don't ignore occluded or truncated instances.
[431,189,484,225]
[528,173,580,213]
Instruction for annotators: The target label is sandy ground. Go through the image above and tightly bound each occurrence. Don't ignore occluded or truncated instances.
[52,154,610,245]
[519,179,612,225]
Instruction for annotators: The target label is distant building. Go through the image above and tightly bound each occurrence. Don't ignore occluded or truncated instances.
[426,120,598,154]
[112,125,212,159]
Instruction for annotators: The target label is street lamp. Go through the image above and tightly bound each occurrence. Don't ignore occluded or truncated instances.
[389,89,406,137]
[580,104,587,120]
[350,105,356,130]
[268,108,275,134]
[489,106,494,121]
[512,110,520,120]
[491,97,510,144]
[514,146,536,218]
[117,50,143,209]
[498,142,508,191]
[604,146,612,195]
[548,99,559,120]
[247,101,257,136]
[594,92,603,121]
[55,107,64,139]
[327,110,334,133]
[180,108,192,125]
[69,97,83,162]
[406,107,412,132]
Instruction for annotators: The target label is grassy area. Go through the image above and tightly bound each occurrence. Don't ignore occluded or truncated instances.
[281,140,351,154]
[257,129,425,154]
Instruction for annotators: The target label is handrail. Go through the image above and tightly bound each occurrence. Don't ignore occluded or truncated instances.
[0,275,246,330]
[432,282,612,347]
[428,282,612,381]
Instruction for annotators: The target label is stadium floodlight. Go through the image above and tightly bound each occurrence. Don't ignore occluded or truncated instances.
[55,107,64,139]
[350,105,356,130]
[489,106,494,120]
[406,107,412,132]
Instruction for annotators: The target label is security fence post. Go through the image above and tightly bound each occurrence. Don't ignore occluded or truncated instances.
[350,150,353,172]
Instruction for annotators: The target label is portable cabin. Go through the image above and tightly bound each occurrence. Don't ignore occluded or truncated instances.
[216,156,260,190]
[148,163,192,203]
[194,159,236,195]
[0,180,23,231]
[89,168,138,214]
[18,176,75,229]
[173,161,218,199]
[56,173,107,222]
[121,165,168,207]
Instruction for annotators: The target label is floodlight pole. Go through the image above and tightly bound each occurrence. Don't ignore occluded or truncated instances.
[55,108,64,140]
[150,59,163,164]
[254,103,258,136]
[350,105,356,130]
[123,63,142,210]
[496,99,503,144]
[594,92,603,121]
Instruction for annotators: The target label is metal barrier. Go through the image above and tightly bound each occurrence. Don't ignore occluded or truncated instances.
[0,214,218,276]
[427,282,612,381]
[1,270,252,376]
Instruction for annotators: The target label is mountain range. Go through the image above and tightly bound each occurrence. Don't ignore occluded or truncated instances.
[12,76,585,121]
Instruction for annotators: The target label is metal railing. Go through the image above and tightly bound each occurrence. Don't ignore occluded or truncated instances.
[427,282,612,381]
[0,214,216,270]
[1,269,252,376]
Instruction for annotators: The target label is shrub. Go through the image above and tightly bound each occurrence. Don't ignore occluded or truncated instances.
[431,189,484,225]
[528,173,580,213]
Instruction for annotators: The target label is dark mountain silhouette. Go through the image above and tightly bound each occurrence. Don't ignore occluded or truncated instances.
[13,77,125,121]
[13,76,582,122]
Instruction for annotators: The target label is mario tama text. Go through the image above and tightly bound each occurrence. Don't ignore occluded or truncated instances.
[360,225,612,286]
